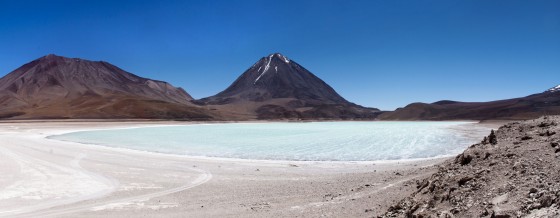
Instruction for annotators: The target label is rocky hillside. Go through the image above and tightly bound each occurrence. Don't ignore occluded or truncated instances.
[383,116,560,217]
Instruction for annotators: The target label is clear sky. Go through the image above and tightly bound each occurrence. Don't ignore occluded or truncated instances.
[0,0,559,110]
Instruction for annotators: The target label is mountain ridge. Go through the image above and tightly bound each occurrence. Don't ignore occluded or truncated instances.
[378,85,560,120]
[0,54,211,119]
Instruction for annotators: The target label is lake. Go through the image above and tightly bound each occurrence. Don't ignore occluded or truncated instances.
[50,122,490,161]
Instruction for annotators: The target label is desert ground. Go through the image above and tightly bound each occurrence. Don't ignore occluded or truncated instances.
[383,116,560,217]
[0,121,496,217]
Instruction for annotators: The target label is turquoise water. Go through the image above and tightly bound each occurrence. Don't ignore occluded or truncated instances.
[50,122,489,161]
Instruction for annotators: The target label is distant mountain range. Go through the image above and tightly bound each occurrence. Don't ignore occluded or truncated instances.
[378,86,560,120]
[0,53,558,120]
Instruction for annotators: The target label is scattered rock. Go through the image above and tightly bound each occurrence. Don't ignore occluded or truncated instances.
[482,136,489,145]
[491,193,508,205]
[521,136,533,140]
[537,122,556,128]
[529,187,538,193]
[491,213,512,218]
[381,116,560,217]
[513,162,523,171]
[540,195,553,207]
[489,130,498,145]
[455,154,472,165]
[458,176,473,186]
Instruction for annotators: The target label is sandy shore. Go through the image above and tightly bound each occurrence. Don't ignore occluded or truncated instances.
[0,121,495,217]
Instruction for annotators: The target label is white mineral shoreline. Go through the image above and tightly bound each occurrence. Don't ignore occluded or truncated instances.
[0,121,498,218]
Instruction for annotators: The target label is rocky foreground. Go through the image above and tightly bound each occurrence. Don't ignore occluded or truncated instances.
[383,116,560,218]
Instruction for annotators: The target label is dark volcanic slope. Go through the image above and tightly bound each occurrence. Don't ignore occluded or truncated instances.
[383,116,560,217]
[379,87,560,121]
[207,53,348,104]
[0,54,212,119]
[198,53,379,119]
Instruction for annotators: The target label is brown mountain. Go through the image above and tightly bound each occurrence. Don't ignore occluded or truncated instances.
[378,86,560,120]
[196,53,379,120]
[0,54,212,119]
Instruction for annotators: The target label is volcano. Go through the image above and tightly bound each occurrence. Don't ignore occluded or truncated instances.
[0,54,212,119]
[197,53,379,120]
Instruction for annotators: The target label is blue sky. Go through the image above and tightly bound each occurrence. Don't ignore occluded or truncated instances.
[0,0,559,110]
